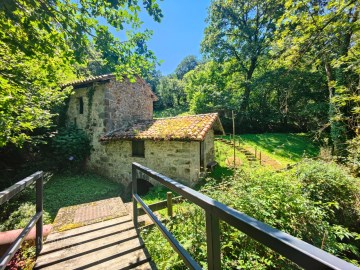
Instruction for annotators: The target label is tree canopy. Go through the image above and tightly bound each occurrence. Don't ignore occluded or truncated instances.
[175,55,198,79]
[0,0,163,147]
[202,0,283,113]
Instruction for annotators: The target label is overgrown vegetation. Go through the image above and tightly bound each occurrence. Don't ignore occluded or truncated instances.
[151,0,359,161]
[50,125,91,171]
[142,160,360,269]
[0,0,163,148]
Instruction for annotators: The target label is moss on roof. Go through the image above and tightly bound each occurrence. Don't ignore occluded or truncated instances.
[100,113,224,142]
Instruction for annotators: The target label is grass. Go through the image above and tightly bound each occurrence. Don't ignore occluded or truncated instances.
[220,133,319,165]
[43,173,122,220]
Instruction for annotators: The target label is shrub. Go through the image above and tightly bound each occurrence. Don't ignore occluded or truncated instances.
[51,125,90,171]
[296,159,360,231]
[142,165,360,269]
[347,136,360,176]
[0,202,51,231]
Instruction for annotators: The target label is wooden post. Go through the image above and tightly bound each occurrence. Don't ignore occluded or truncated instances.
[167,192,173,218]
[35,175,43,256]
[132,165,138,228]
[206,212,221,270]
[232,110,236,169]
[259,151,262,165]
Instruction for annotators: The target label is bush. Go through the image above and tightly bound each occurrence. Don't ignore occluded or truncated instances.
[296,159,360,231]
[51,125,90,171]
[347,136,360,176]
[142,165,360,269]
[0,202,51,231]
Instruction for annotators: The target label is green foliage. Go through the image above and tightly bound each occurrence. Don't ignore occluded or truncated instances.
[156,76,186,108]
[143,162,360,269]
[0,0,163,148]
[0,203,51,231]
[175,55,198,79]
[0,41,75,147]
[51,125,90,170]
[275,0,360,156]
[296,159,360,230]
[153,106,190,118]
[347,136,360,176]
[202,0,284,115]
[249,68,328,132]
[184,61,237,114]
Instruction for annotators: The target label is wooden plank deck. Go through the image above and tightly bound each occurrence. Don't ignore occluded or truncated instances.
[34,215,155,269]
[34,198,156,270]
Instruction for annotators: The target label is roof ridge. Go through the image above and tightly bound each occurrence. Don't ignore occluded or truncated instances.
[154,112,218,120]
[100,113,224,142]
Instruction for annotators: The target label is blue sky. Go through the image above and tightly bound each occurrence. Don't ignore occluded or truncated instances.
[139,1,210,75]
[103,1,210,75]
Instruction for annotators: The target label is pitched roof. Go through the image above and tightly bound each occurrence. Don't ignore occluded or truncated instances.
[100,113,225,142]
[61,74,115,88]
[61,73,158,101]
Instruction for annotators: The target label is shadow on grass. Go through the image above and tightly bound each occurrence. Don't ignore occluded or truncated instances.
[209,165,233,181]
[43,173,123,221]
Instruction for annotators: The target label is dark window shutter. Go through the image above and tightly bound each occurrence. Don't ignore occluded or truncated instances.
[132,141,145,157]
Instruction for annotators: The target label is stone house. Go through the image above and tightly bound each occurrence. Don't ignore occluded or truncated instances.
[64,74,224,188]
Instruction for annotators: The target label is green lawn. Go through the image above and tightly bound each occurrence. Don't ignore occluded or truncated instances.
[220,133,319,165]
[43,173,122,220]
[240,133,319,164]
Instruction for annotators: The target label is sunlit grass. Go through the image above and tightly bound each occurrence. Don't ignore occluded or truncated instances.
[218,133,319,165]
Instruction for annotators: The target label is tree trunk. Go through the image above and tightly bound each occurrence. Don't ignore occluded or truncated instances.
[239,58,257,122]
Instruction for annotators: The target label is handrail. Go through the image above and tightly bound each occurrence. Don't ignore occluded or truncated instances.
[0,171,44,270]
[132,162,360,270]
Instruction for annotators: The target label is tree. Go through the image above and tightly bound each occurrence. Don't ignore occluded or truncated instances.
[157,76,185,108]
[275,0,359,156]
[0,0,163,147]
[249,68,328,132]
[201,0,283,117]
[175,55,198,79]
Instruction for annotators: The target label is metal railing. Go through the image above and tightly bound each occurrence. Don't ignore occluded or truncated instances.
[132,162,359,270]
[0,171,44,270]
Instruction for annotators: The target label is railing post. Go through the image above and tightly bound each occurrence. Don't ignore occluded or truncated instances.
[132,164,138,228]
[206,211,221,270]
[35,174,43,256]
[167,192,173,218]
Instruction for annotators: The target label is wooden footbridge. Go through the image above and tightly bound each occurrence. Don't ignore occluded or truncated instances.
[1,164,359,270]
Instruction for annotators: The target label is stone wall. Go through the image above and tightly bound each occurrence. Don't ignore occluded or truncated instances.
[66,78,154,167]
[66,78,216,189]
[88,139,202,189]
[104,79,153,132]
[204,129,215,166]
[66,83,107,145]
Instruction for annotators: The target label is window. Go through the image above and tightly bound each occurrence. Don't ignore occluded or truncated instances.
[132,141,145,157]
[78,97,84,114]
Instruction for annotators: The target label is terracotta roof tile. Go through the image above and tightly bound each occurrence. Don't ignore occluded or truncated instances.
[100,113,225,142]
